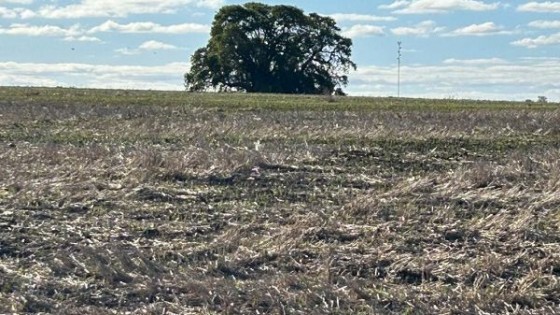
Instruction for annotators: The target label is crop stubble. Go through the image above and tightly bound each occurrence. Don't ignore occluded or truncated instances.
[0,87,559,314]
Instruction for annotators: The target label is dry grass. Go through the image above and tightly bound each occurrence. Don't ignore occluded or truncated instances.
[0,87,559,314]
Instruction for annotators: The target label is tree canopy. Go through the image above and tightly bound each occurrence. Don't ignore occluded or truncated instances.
[184,2,356,94]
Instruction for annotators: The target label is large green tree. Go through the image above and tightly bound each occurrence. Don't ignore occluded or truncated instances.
[185,2,356,94]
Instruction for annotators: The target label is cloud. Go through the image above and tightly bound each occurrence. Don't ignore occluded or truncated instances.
[443,58,508,65]
[0,23,102,41]
[64,36,102,42]
[348,57,560,100]
[528,20,560,29]
[391,20,444,36]
[2,58,559,101]
[327,13,396,23]
[342,25,385,38]
[89,20,209,34]
[36,0,224,19]
[0,23,81,37]
[444,22,513,36]
[518,1,560,13]
[139,40,178,50]
[0,6,35,18]
[116,40,180,55]
[0,6,18,18]
[380,0,500,14]
[378,1,410,10]
[511,33,560,48]
[0,0,33,4]
[0,61,190,90]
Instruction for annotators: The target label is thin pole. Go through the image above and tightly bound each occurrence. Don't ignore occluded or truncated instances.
[397,41,402,98]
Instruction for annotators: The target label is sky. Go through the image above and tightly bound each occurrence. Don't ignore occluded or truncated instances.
[0,0,559,101]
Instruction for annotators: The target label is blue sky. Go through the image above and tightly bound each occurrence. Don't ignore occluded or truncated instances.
[1,0,559,101]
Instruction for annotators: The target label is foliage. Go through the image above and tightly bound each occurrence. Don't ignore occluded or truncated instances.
[184,2,356,94]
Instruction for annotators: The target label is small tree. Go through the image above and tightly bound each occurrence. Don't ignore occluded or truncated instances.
[185,2,356,94]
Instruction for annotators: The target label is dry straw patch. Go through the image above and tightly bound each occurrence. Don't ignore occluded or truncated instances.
[1,88,559,314]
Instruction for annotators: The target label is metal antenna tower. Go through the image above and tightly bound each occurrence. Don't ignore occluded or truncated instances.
[397,41,402,97]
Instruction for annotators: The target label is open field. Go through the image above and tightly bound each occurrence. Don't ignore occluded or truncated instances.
[1,87,559,314]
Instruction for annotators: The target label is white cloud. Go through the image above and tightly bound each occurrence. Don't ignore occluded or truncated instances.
[528,20,560,29]
[64,35,102,42]
[0,6,35,18]
[0,6,17,18]
[444,22,512,36]
[518,1,560,13]
[391,20,444,36]
[114,48,139,56]
[0,0,33,4]
[89,20,209,34]
[443,58,508,65]
[0,23,102,41]
[139,40,178,50]
[18,7,33,18]
[2,58,559,101]
[116,40,179,55]
[378,1,410,10]
[380,0,500,14]
[348,57,560,100]
[342,25,385,38]
[0,23,82,37]
[328,13,396,23]
[0,74,60,88]
[0,61,190,90]
[36,0,223,19]
[511,33,560,48]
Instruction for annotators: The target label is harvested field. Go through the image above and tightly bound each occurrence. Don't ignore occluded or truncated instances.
[1,87,559,314]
